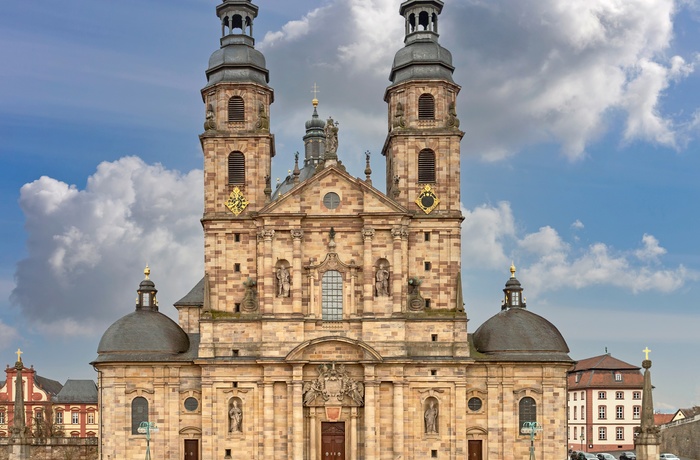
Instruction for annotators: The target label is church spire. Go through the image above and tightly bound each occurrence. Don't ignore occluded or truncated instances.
[502,263,526,310]
[303,93,326,167]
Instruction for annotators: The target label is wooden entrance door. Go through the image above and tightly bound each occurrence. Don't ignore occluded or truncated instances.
[321,422,345,459]
[468,440,482,460]
[184,439,199,460]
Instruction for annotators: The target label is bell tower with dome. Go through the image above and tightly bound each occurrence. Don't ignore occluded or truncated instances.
[93,2,574,460]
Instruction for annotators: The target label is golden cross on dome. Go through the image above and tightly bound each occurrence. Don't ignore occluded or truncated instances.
[15,348,22,362]
[643,347,651,360]
[311,83,320,100]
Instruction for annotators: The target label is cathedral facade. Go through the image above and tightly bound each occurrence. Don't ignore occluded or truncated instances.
[93,1,573,459]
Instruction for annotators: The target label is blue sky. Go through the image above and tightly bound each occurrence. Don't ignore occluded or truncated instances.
[1,0,699,411]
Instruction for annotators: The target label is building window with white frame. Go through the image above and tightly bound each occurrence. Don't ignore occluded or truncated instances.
[616,427,624,440]
[573,393,577,401]
[616,406,624,420]
[72,412,79,424]
[87,413,95,424]
[56,411,63,424]
[633,406,641,419]
[573,406,577,420]
[633,391,641,400]
[615,372,622,381]
[598,406,606,419]
[581,405,585,419]
[616,391,624,399]
[322,270,343,321]
[599,427,607,440]
[0,411,5,424]
[598,391,606,399]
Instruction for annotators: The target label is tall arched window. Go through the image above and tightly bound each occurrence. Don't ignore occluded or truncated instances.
[131,397,148,435]
[228,96,245,122]
[418,93,435,120]
[228,152,245,185]
[322,270,343,321]
[418,149,436,183]
[518,397,536,431]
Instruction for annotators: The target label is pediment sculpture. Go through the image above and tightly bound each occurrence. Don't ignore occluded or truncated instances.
[302,362,364,407]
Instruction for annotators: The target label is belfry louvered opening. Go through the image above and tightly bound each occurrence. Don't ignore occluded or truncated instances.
[418,149,436,183]
[418,93,435,120]
[228,96,245,122]
[228,152,245,185]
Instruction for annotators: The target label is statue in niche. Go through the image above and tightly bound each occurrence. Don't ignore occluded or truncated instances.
[375,263,389,297]
[255,102,269,131]
[393,101,407,129]
[276,265,290,297]
[424,399,438,434]
[229,399,242,433]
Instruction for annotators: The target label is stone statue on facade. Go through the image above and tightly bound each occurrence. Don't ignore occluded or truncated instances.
[424,399,438,434]
[393,102,407,129]
[446,101,460,128]
[255,102,269,131]
[324,117,339,158]
[229,399,242,433]
[276,265,290,297]
[302,362,365,407]
[375,263,389,297]
[204,104,216,131]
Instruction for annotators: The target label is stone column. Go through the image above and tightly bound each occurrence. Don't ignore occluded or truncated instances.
[263,381,274,458]
[262,229,275,314]
[393,381,405,457]
[362,227,375,316]
[391,227,403,313]
[455,382,468,458]
[350,407,358,460]
[291,229,304,316]
[292,365,305,459]
[309,408,317,460]
[635,356,660,460]
[363,365,378,459]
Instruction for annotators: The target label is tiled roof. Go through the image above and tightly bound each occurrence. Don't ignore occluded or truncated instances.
[655,413,675,425]
[35,375,64,396]
[568,354,643,389]
[53,380,98,404]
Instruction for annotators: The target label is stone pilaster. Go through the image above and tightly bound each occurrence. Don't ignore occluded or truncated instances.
[292,229,303,315]
[362,227,375,316]
[391,227,403,313]
[292,365,304,459]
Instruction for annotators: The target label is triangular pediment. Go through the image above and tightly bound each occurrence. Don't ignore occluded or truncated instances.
[259,165,408,216]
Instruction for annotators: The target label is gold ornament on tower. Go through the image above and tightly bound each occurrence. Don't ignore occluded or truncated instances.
[226,187,249,216]
[415,184,440,214]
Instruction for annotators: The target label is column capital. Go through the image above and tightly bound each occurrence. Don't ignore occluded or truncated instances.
[291,229,304,240]
[258,229,275,241]
[362,227,375,240]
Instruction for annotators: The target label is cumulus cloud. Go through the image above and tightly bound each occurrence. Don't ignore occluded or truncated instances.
[461,203,696,295]
[11,157,204,337]
[571,220,585,230]
[260,7,328,49]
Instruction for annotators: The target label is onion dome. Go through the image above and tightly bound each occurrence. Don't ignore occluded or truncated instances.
[204,0,270,88]
[390,0,455,85]
[472,265,570,360]
[95,267,190,360]
[303,97,326,167]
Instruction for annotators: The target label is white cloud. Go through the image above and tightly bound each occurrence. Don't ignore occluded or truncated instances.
[461,202,516,269]
[448,0,697,160]
[259,7,327,49]
[571,220,585,230]
[635,233,667,261]
[12,157,204,337]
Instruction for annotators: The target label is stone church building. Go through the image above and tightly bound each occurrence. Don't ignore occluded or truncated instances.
[93,1,573,459]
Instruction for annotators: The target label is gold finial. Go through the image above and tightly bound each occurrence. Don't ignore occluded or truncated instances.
[311,83,320,107]
[510,262,516,278]
[643,346,651,360]
[144,265,150,280]
[15,348,22,363]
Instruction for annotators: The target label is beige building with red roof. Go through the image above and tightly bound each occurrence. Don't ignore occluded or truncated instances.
[567,353,644,453]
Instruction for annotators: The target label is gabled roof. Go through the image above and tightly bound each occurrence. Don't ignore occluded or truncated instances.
[53,380,98,404]
[571,354,640,372]
[34,375,63,396]
[259,164,408,216]
[655,413,675,425]
[175,276,205,307]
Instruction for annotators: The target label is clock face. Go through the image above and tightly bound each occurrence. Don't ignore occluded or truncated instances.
[226,187,249,216]
[415,184,440,214]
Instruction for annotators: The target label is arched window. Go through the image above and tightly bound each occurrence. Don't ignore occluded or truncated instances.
[322,270,343,321]
[131,397,149,435]
[518,396,536,430]
[418,93,435,120]
[228,96,245,122]
[228,152,245,185]
[418,149,436,183]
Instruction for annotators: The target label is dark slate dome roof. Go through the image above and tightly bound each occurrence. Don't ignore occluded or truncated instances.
[472,307,569,356]
[390,33,455,84]
[97,310,190,355]
[205,35,269,88]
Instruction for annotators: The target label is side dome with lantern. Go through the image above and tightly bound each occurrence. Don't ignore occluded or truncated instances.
[472,265,571,361]
[94,267,194,363]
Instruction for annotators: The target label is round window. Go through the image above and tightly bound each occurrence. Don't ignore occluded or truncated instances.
[184,397,199,412]
[468,397,482,412]
[323,192,340,209]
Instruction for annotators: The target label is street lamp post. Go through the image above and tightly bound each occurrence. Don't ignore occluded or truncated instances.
[580,432,585,452]
[521,421,543,460]
[137,421,159,460]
